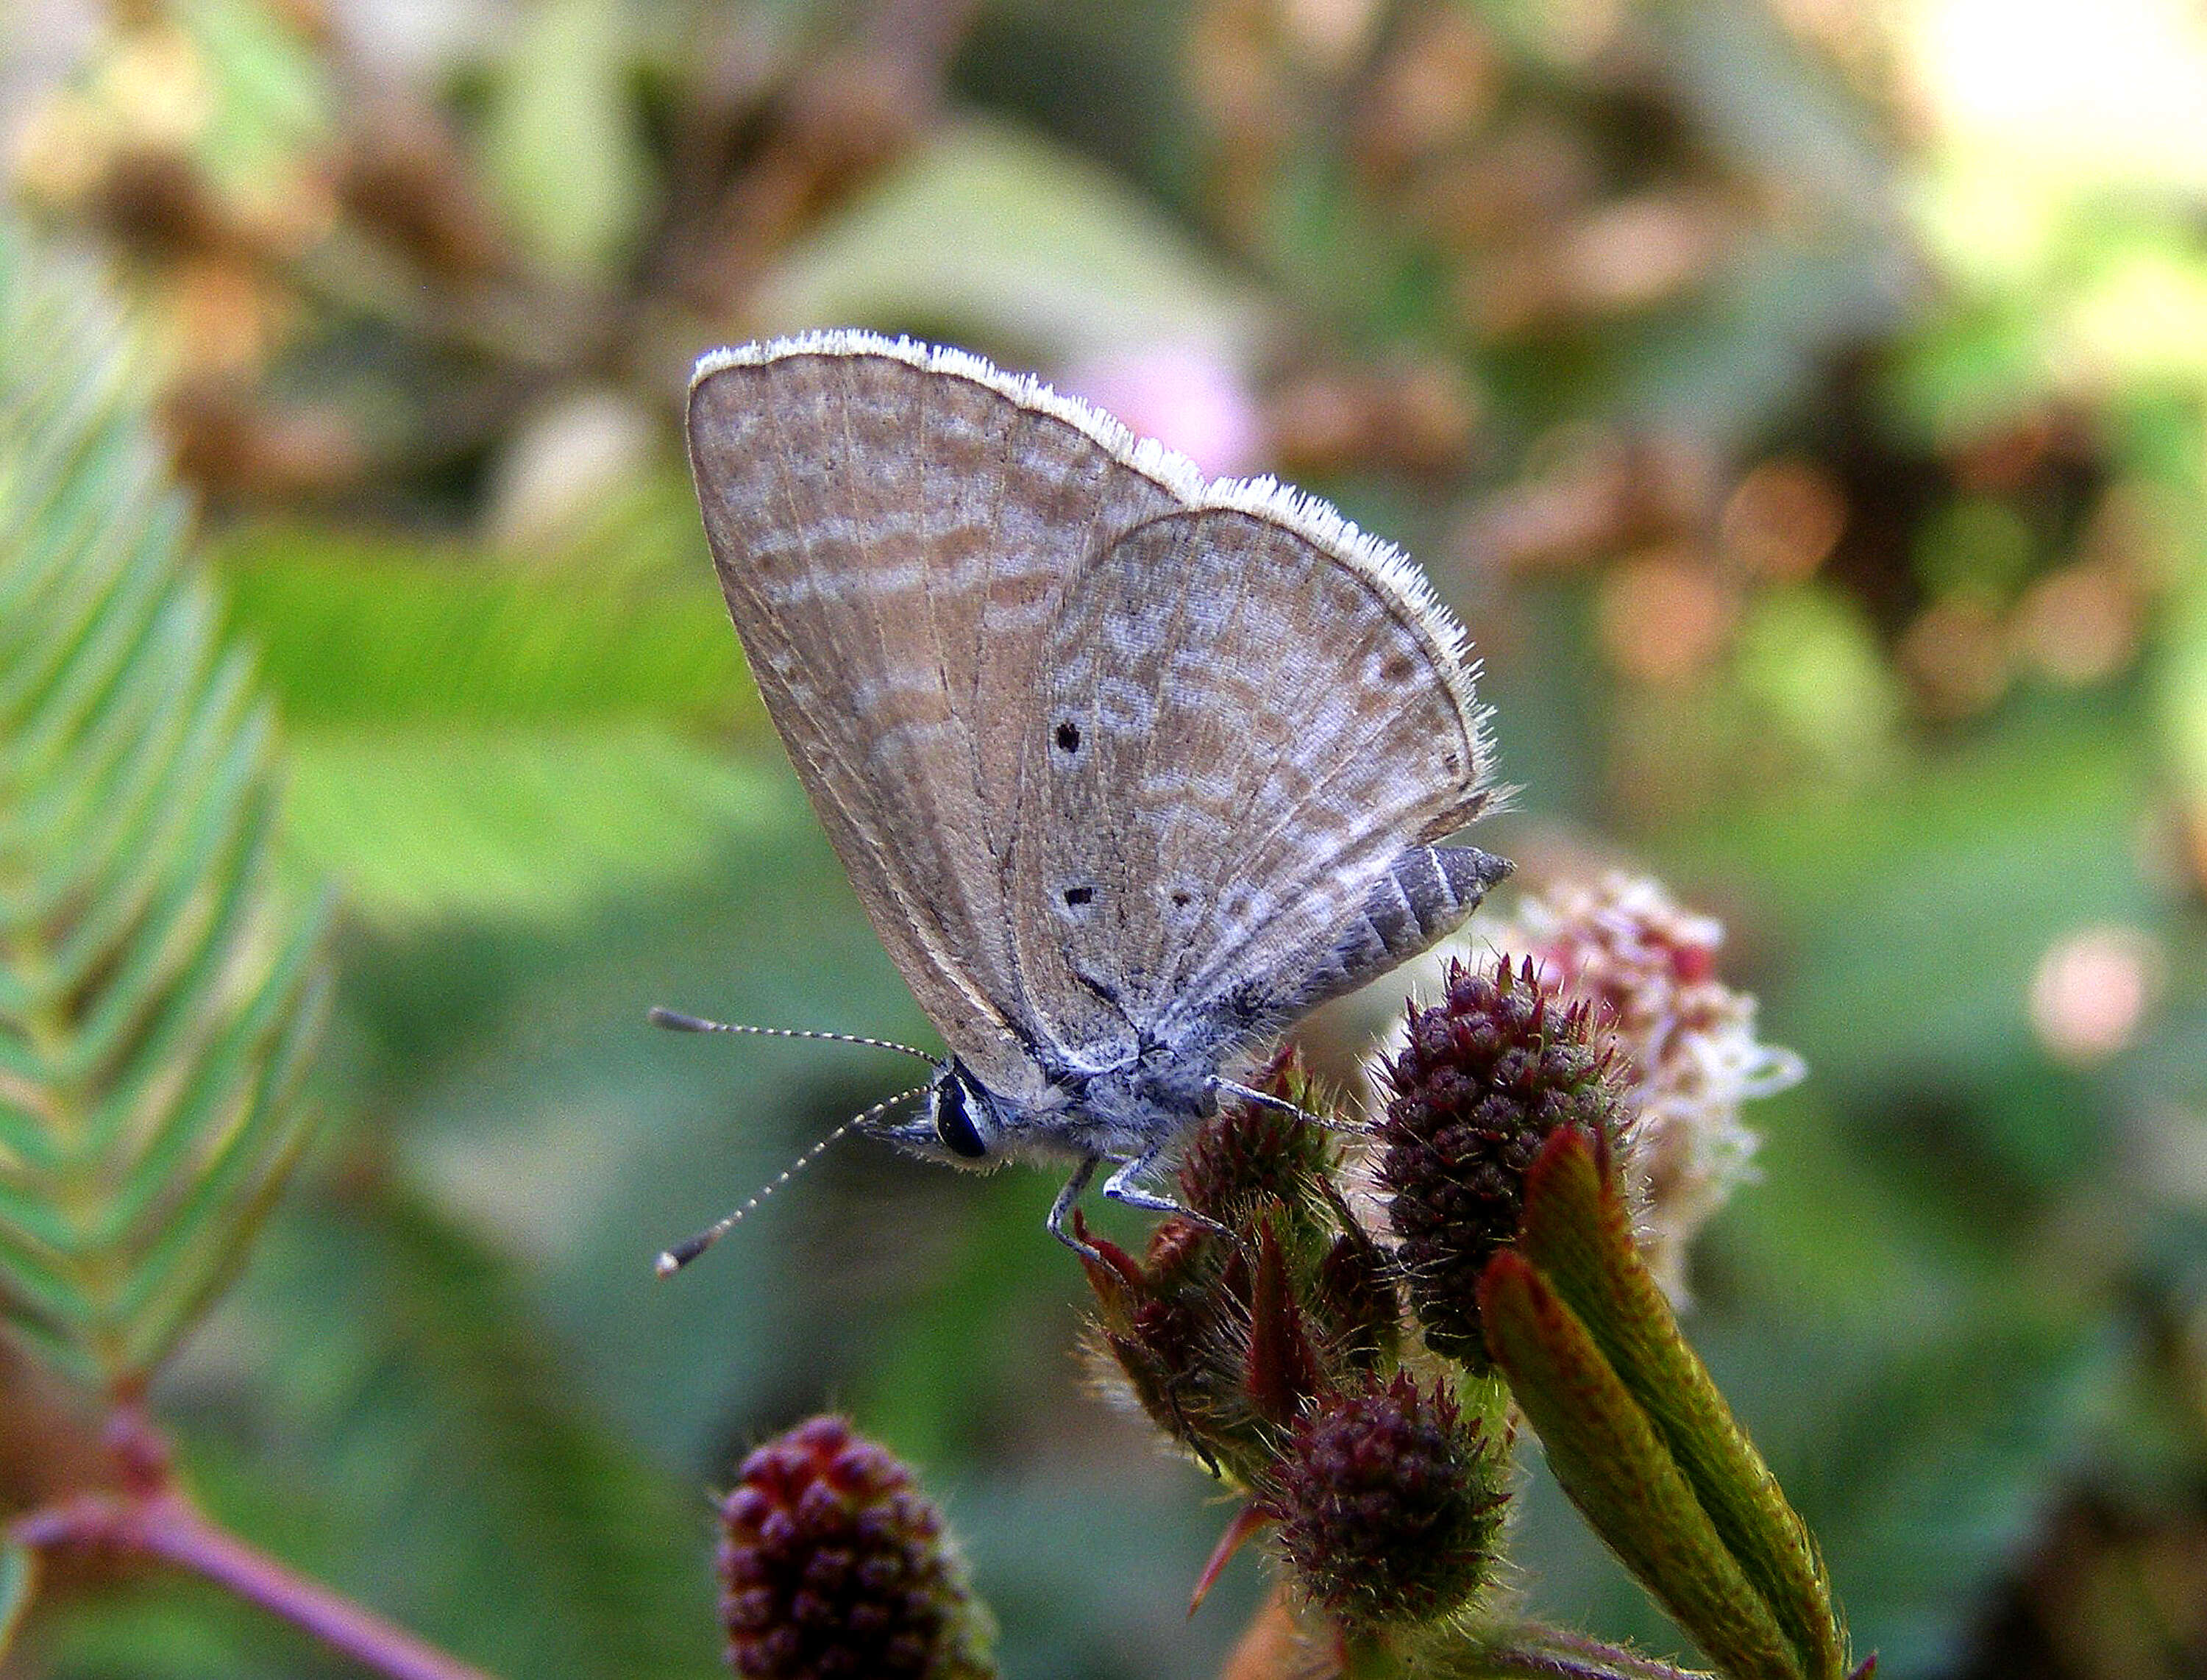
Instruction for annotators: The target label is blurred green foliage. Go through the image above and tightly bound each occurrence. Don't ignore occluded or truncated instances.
[5,0,2207,1676]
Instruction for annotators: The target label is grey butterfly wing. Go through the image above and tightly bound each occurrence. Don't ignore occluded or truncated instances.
[686,335,1190,1092]
[1015,497,1491,1060]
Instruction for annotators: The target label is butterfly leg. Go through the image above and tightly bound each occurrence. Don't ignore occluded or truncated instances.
[1046,1156,1101,1253]
[1212,1078,1375,1138]
[1104,1152,1232,1236]
[1101,1148,1179,1215]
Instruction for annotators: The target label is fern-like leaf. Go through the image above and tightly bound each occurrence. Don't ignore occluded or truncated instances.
[0,224,329,1388]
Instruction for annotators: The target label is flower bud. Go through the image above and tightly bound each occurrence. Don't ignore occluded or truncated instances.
[717,1415,994,1680]
[1081,1203,1321,1487]
[1312,1218,1401,1374]
[1264,1372,1506,1630]
[1175,1048,1336,1234]
[1084,1223,1242,1467]
[1081,1066,1407,1486]
[1376,956,1624,1365]
[1484,872,1804,1300]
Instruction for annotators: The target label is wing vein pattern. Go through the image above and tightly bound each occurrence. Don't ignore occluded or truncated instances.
[686,332,1492,1098]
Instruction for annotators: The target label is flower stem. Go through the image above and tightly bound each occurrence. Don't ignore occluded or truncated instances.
[10,1489,500,1680]
[1464,1624,1714,1679]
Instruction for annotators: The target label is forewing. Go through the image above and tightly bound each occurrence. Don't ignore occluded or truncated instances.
[1020,496,1490,1053]
[686,334,1192,1086]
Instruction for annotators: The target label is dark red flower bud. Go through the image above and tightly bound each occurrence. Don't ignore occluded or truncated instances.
[1081,1209,1281,1487]
[1243,1217,1323,1427]
[1487,872,1803,1300]
[1176,1050,1337,1231]
[1312,1215,1401,1373]
[716,1416,994,1680]
[1081,1057,1417,1488]
[1264,1372,1506,1629]
[1376,956,1624,1365]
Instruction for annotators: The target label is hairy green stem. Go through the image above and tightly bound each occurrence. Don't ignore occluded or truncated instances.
[1460,1624,1715,1679]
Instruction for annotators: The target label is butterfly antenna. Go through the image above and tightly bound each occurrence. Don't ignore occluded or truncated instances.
[647,1005,936,1064]
[1211,1077,1375,1138]
[653,1082,930,1277]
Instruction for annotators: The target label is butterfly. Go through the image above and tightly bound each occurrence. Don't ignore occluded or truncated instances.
[668,331,1503,1261]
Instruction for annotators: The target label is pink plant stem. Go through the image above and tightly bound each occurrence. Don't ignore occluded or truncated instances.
[1490,1627,1710,1679]
[11,1492,500,1680]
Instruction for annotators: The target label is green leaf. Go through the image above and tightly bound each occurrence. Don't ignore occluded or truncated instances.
[0,223,330,1386]
[281,726,801,927]
[1481,1250,1804,1680]
[0,1539,36,1662]
[1514,1134,1847,1680]
[207,490,749,731]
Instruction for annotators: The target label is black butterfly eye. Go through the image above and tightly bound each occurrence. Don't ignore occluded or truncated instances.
[934,1078,989,1159]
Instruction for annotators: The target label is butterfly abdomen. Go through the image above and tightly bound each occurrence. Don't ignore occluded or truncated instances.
[1276,846,1512,1023]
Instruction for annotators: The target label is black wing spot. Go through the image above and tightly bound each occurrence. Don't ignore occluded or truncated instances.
[1055,721,1081,753]
[1171,890,1192,908]
[1063,886,1095,907]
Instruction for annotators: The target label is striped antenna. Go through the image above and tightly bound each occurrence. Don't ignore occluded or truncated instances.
[647,1005,935,1064]
[653,1082,929,1277]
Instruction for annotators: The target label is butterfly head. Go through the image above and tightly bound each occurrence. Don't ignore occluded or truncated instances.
[862,1058,1004,1171]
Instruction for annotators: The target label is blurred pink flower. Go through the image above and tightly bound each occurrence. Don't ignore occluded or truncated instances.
[2029,924,2159,1064]
[1059,343,1265,479]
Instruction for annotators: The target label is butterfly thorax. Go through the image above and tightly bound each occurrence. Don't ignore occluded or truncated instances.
[1026,1041,1221,1161]
[875,1039,1225,1172]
